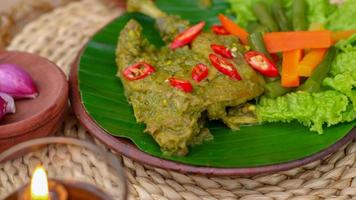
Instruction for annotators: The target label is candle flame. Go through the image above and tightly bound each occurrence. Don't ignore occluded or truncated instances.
[31,166,49,200]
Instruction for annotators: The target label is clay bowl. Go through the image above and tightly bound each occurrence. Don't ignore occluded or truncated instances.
[0,51,68,152]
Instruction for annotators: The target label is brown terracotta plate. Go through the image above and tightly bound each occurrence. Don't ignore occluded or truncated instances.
[0,51,68,152]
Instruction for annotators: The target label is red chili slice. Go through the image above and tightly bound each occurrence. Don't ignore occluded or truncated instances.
[170,21,206,50]
[192,63,209,83]
[169,78,193,93]
[211,44,233,59]
[122,62,155,81]
[211,25,230,35]
[209,54,241,80]
[244,51,279,77]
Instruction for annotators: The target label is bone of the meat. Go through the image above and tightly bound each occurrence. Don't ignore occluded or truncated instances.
[127,0,189,43]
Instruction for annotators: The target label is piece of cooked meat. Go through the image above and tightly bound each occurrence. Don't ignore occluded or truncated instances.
[116,0,265,155]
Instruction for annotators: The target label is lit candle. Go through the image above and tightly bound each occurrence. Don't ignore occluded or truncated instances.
[1,137,122,200]
[30,166,49,200]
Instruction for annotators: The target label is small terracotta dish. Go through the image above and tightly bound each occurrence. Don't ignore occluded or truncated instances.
[0,51,68,152]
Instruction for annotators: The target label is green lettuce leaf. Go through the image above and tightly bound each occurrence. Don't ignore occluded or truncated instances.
[323,34,356,107]
[327,0,356,30]
[257,91,350,134]
[307,0,336,24]
[324,72,356,105]
[323,35,356,121]
[341,104,356,123]
[334,34,356,54]
[226,0,287,28]
[226,0,260,28]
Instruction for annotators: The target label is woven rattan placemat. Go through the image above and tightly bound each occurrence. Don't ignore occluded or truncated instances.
[1,0,356,199]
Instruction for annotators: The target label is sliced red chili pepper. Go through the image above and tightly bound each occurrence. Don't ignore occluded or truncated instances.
[209,54,241,80]
[122,62,155,81]
[192,63,209,83]
[169,78,193,93]
[211,44,233,59]
[244,51,279,77]
[211,25,230,35]
[170,21,206,50]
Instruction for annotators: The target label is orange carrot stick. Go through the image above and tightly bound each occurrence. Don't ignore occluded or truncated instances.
[218,14,249,45]
[282,49,303,87]
[264,31,333,53]
[297,48,327,77]
[332,30,356,42]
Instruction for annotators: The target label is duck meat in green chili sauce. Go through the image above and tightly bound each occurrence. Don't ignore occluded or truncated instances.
[115,0,265,155]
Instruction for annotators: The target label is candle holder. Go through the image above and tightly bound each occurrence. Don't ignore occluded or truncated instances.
[0,137,127,200]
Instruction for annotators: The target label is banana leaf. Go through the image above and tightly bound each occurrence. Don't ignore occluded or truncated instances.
[77,0,355,167]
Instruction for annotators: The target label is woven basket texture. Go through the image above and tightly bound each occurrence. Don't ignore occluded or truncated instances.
[1,0,356,199]
[0,0,78,49]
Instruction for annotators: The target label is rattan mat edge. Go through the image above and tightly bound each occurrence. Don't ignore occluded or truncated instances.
[1,0,356,199]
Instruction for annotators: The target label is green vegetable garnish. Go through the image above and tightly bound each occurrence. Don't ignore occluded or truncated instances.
[298,47,337,93]
[228,0,356,133]
[327,0,356,31]
[264,80,291,98]
[248,32,272,59]
[272,0,292,31]
[258,35,356,134]
[252,2,280,32]
[292,0,308,30]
